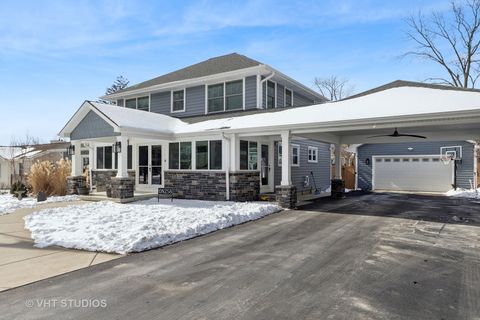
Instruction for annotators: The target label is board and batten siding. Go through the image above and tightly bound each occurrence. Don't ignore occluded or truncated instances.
[70,110,117,140]
[244,76,257,109]
[274,139,331,192]
[357,141,475,190]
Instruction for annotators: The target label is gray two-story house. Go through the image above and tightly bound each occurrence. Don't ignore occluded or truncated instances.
[60,53,332,202]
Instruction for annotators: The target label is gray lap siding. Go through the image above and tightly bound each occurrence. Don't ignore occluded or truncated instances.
[274,139,331,192]
[357,141,475,190]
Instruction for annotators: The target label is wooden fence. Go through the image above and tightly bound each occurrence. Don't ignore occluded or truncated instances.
[331,165,356,190]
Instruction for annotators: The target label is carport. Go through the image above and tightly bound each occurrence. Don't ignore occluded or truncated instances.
[180,80,480,206]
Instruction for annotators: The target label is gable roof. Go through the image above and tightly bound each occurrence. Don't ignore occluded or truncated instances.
[112,53,262,95]
[344,80,480,100]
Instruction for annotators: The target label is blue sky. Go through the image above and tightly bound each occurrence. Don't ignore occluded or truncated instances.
[0,0,452,145]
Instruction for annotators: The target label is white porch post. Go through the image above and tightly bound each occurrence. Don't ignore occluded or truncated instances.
[229,133,238,171]
[71,141,83,176]
[334,143,342,179]
[281,131,292,186]
[116,136,129,178]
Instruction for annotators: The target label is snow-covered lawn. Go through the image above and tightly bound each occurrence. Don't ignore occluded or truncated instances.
[446,188,480,199]
[0,194,80,216]
[24,199,281,254]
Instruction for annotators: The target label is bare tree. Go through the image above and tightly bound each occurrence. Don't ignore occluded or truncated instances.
[99,76,129,104]
[7,134,41,184]
[405,0,480,88]
[314,76,354,101]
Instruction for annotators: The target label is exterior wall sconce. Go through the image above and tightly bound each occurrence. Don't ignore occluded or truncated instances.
[113,141,122,154]
[67,145,75,156]
[365,158,370,165]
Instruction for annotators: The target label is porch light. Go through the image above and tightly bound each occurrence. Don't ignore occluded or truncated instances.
[113,141,122,154]
[67,145,75,156]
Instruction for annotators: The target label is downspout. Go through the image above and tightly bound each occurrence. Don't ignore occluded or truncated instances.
[222,132,231,201]
[259,71,275,108]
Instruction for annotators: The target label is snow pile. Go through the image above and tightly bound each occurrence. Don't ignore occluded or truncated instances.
[445,188,480,199]
[0,194,80,216]
[24,198,281,254]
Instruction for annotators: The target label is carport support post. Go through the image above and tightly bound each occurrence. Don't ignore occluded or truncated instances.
[112,136,134,199]
[334,144,342,179]
[276,131,297,209]
[67,140,86,195]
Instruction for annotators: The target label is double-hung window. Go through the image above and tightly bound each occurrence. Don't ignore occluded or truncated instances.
[196,140,222,170]
[267,81,276,109]
[285,88,293,107]
[96,146,113,169]
[308,146,318,163]
[172,90,185,112]
[169,142,192,169]
[240,140,258,170]
[277,143,300,166]
[208,80,243,113]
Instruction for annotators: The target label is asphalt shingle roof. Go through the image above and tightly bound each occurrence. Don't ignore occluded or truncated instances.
[113,53,262,95]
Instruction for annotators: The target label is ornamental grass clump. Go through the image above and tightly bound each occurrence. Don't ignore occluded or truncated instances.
[28,159,71,196]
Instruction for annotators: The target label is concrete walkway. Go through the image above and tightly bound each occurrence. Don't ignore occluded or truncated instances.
[0,200,120,291]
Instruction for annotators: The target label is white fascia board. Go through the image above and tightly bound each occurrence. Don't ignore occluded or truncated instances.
[101,65,266,100]
[264,65,326,101]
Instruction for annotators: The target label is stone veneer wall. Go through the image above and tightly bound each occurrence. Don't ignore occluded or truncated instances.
[229,171,260,202]
[164,171,227,201]
[164,171,260,201]
[275,185,297,209]
[67,176,87,195]
[91,170,136,192]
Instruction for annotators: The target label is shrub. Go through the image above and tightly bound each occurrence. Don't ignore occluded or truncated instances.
[10,181,27,197]
[28,159,71,196]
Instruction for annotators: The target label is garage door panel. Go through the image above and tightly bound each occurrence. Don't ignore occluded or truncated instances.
[373,156,453,192]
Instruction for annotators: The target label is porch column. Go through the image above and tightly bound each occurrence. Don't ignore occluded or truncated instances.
[229,133,238,171]
[71,140,83,176]
[116,136,129,178]
[334,144,342,179]
[276,130,297,209]
[281,131,292,185]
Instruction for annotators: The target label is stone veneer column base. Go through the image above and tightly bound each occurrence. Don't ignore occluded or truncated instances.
[67,176,87,195]
[110,177,134,199]
[275,185,297,209]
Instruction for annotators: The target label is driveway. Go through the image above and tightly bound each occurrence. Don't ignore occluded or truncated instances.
[1,193,480,319]
[0,201,120,291]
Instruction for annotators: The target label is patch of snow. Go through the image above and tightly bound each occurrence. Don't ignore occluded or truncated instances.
[0,194,80,216]
[445,188,480,199]
[24,198,281,254]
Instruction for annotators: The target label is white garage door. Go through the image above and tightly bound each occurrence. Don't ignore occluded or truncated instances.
[373,156,453,192]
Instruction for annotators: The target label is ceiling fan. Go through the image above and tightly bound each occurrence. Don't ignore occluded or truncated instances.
[368,128,427,139]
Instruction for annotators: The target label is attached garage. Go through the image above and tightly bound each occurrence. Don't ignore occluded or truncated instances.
[372,156,453,192]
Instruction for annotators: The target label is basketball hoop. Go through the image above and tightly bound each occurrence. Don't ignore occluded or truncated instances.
[441,154,454,165]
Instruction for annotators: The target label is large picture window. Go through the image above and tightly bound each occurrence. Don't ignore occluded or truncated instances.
[96,146,113,169]
[172,90,185,112]
[240,140,258,170]
[169,142,192,169]
[196,140,222,170]
[208,80,243,113]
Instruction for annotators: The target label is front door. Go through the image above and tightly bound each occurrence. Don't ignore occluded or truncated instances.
[260,143,273,193]
[138,145,163,188]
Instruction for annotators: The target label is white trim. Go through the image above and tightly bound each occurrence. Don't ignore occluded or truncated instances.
[307,146,318,163]
[371,154,454,191]
[284,87,293,107]
[171,88,186,113]
[242,77,246,110]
